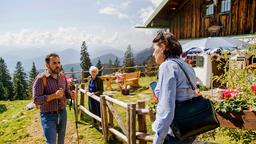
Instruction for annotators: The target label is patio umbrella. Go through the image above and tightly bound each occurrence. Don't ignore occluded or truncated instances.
[185,47,203,54]
[182,37,248,54]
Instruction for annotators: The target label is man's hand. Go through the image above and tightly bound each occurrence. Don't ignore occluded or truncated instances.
[70,90,77,100]
[55,88,64,99]
[46,88,64,102]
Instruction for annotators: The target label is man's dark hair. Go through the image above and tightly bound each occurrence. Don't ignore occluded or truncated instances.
[45,53,60,64]
[152,32,183,59]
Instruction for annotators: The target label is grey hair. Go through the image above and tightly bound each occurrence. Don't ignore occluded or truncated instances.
[89,66,99,75]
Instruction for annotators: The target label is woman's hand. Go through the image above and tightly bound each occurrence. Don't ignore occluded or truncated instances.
[195,89,201,96]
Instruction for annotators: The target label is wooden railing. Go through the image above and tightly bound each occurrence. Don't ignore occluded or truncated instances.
[75,84,239,144]
[64,65,159,83]
[77,84,138,144]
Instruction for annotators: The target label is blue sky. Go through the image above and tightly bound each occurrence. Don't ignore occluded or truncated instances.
[0,0,162,53]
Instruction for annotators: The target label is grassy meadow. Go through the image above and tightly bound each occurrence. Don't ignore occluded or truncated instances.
[0,76,255,144]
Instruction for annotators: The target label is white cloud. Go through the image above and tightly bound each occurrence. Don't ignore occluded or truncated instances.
[138,0,163,24]
[99,6,128,19]
[138,6,154,24]
[0,27,157,51]
[0,27,114,48]
[98,0,131,19]
[150,0,162,7]
[121,1,130,9]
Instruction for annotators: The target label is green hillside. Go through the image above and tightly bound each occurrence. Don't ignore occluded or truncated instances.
[0,76,255,144]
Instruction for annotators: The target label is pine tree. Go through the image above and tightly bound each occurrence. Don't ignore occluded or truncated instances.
[70,67,76,79]
[0,82,7,100]
[28,62,38,98]
[96,59,102,69]
[145,56,157,77]
[123,44,135,72]
[96,59,103,76]
[80,41,92,72]
[0,57,13,100]
[113,57,120,67]
[13,61,28,100]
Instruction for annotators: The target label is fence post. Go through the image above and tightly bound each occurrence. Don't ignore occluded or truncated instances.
[81,70,85,83]
[79,83,85,120]
[145,64,148,77]
[128,103,136,144]
[100,95,109,143]
[108,95,114,140]
[137,101,147,144]
[75,84,79,121]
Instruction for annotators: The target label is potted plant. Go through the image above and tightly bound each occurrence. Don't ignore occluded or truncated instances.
[120,84,130,95]
[148,101,157,122]
[211,46,256,129]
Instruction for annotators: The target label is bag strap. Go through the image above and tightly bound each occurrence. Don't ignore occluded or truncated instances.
[42,74,47,88]
[42,71,66,88]
[172,59,196,90]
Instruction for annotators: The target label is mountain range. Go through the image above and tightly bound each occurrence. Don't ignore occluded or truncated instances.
[0,46,153,73]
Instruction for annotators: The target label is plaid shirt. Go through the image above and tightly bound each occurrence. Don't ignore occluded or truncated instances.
[33,71,71,112]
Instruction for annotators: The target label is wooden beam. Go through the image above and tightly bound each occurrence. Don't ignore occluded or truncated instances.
[137,101,147,144]
[87,92,100,102]
[100,96,109,143]
[81,70,85,83]
[136,132,154,142]
[79,87,86,94]
[170,0,190,18]
[127,104,131,144]
[79,105,102,122]
[109,128,128,142]
[136,108,149,114]
[106,101,128,136]
[168,1,179,6]
[128,104,136,144]
[79,84,85,120]
[79,84,85,106]
[80,88,101,102]
[107,96,114,140]
[251,0,256,33]
[103,95,128,108]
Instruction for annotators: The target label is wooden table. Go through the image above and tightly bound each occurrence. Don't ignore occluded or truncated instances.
[100,75,116,90]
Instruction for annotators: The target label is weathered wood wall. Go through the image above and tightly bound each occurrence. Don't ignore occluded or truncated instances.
[169,0,256,39]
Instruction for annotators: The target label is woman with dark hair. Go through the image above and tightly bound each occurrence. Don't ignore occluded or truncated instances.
[152,32,198,144]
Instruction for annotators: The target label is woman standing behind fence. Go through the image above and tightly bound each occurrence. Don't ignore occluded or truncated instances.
[88,66,104,128]
[152,32,197,144]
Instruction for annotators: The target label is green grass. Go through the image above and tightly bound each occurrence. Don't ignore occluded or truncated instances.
[0,100,106,144]
[1,76,256,144]
[0,100,36,143]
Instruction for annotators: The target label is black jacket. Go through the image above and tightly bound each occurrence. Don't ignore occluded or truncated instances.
[88,76,104,96]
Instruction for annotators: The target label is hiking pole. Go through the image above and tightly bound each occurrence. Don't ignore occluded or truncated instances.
[69,82,75,111]
[74,84,79,144]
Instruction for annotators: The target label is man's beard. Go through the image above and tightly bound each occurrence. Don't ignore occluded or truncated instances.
[49,67,60,74]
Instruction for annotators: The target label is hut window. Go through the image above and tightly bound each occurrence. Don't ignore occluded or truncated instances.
[221,0,231,12]
[206,4,214,15]
[186,56,204,67]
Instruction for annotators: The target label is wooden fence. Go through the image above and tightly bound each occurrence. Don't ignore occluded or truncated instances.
[76,84,153,144]
[64,65,158,83]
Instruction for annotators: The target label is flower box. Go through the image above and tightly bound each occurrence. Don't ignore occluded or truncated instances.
[251,85,256,95]
[216,110,256,130]
[149,108,156,122]
[121,89,130,95]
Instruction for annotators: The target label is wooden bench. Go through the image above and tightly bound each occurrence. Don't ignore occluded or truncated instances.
[123,71,140,87]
